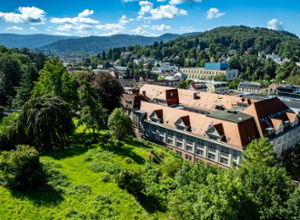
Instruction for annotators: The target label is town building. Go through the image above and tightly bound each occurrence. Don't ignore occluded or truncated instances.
[193,80,228,94]
[276,85,300,99]
[180,62,238,81]
[122,84,300,168]
[238,81,267,94]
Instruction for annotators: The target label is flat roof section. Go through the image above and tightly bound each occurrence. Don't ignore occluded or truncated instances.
[208,110,253,123]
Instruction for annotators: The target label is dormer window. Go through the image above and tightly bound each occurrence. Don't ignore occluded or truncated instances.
[149,110,163,123]
[175,116,191,131]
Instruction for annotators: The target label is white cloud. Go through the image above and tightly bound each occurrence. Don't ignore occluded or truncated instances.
[179,25,195,33]
[206,8,225,20]
[6,25,24,31]
[169,0,202,5]
[151,24,171,31]
[132,26,149,35]
[119,15,134,24]
[78,9,94,18]
[51,10,99,25]
[267,18,283,30]
[57,24,93,32]
[96,15,133,35]
[0,7,46,24]
[138,1,187,20]
[51,9,100,35]
[30,26,37,31]
[54,31,72,36]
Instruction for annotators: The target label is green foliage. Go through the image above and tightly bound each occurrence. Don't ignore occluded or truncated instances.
[240,164,292,219]
[39,34,179,56]
[0,145,44,190]
[32,58,78,108]
[108,108,133,141]
[287,186,300,220]
[12,55,39,108]
[42,161,70,193]
[0,53,22,106]
[78,80,107,134]
[16,95,74,150]
[169,162,256,220]
[93,72,124,113]
[242,138,276,167]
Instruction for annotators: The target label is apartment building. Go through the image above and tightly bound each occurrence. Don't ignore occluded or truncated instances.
[123,84,300,167]
[238,81,267,94]
[180,62,238,81]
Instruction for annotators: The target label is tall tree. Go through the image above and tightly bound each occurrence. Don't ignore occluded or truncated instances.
[12,56,39,108]
[0,53,22,106]
[108,108,133,141]
[16,95,74,151]
[78,80,107,135]
[93,72,124,113]
[32,58,78,108]
[241,138,276,168]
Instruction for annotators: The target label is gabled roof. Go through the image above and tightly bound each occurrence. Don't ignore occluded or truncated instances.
[243,97,297,137]
[177,88,255,112]
[175,116,191,127]
[140,101,259,149]
[150,109,163,120]
[287,112,298,124]
[271,118,283,131]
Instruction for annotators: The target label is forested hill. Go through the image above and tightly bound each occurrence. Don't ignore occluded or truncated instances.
[38,33,180,56]
[95,26,300,83]
[170,26,300,59]
[0,34,76,49]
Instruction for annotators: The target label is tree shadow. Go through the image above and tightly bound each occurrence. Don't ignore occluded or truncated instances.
[126,138,152,149]
[101,141,146,165]
[11,185,64,207]
[138,194,167,214]
[41,132,104,159]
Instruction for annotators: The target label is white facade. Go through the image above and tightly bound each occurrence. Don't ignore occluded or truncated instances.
[181,67,238,81]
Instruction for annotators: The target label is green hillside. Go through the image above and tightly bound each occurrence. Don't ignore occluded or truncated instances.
[0,125,180,219]
[38,33,180,56]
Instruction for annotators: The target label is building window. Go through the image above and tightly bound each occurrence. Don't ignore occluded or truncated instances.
[176,133,184,141]
[196,149,203,156]
[221,148,229,156]
[208,153,216,161]
[196,140,204,148]
[185,155,192,161]
[176,151,182,156]
[176,142,182,148]
[186,136,194,145]
[186,146,193,152]
[208,143,216,152]
[233,151,239,159]
[220,157,228,165]
[167,130,174,138]
[167,138,173,145]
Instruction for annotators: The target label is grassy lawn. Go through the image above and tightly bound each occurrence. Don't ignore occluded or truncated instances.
[0,124,180,220]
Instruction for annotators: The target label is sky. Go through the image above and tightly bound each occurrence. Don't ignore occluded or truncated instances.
[0,0,299,37]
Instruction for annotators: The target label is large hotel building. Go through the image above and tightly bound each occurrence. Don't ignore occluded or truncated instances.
[122,84,300,168]
[180,62,239,81]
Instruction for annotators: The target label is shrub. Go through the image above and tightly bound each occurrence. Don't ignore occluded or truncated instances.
[0,145,44,190]
[42,161,70,192]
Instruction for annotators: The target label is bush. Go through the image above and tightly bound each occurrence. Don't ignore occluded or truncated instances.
[0,145,44,190]
[42,161,70,192]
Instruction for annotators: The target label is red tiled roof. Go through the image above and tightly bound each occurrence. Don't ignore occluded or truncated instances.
[140,101,259,149]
